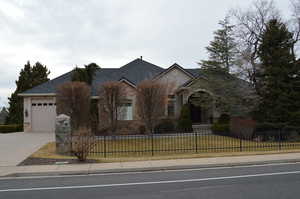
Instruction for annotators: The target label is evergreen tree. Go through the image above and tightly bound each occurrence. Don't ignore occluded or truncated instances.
[201,17,237,72]
[257,19,299,124]
[6,61,50,124]
[71,63,100,85]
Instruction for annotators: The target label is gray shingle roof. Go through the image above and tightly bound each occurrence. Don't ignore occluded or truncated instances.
[21,59,203,96]
[21,58,174,96]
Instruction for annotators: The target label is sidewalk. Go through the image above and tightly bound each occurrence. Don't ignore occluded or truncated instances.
[1,152,300,177]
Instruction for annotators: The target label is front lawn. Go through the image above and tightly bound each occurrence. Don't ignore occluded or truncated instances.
[87,134,300,157]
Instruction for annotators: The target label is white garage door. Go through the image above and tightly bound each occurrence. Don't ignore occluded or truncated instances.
[31,99,56,133]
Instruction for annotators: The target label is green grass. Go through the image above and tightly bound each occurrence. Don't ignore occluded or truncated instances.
[86,135,300,158]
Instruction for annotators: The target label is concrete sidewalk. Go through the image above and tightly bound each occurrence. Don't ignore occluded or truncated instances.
[1,152,300,177]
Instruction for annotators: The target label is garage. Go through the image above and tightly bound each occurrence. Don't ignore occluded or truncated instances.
[31,99,56,133]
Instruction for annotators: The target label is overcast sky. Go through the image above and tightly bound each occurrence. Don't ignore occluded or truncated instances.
[0,0,292,107]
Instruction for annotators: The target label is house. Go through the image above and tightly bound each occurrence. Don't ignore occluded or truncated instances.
[19,58,250,133]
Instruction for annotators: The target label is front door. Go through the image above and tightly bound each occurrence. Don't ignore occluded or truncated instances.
[190,103,202,124]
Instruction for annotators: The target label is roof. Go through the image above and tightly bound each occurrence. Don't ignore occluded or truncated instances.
[22,58,199,96]
[153,63,198,80]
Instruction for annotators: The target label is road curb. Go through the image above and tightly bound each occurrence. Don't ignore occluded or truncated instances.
[3,158,300,178]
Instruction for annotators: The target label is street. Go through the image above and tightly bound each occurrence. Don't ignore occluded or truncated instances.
[1,162,300,199]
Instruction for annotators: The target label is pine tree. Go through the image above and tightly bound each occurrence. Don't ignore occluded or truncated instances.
[201,17,237,72]
[71,63,100,85]
[257,19,298,124]
[6,61,50,124]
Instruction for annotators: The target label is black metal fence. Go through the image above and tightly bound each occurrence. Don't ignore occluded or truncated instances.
[71,128,300,158]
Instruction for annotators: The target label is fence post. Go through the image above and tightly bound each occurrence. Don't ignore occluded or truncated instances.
[104,136,107,158]
[151,134,154,156]
[195,131,198,153]
[278,128,282,150]
[239,137,243,152]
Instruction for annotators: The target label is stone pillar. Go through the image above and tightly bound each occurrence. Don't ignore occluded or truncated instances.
[55,114,71,155]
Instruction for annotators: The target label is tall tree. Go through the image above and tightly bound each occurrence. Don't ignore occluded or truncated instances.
[201,17,237,72]
[257,19,298,123]
[71,63,100,85]
[6,61,50,124]
[230,0,281,94]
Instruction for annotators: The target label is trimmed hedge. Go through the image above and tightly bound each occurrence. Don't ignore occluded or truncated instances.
[0,124,23,133]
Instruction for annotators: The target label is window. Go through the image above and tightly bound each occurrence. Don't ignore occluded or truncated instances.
[167,101,175,117]
[118,102,133,120]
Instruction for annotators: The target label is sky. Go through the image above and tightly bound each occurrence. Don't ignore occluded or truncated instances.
[0,0,292,107]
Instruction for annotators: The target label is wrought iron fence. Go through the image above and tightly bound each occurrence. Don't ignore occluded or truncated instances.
[71,128,300,158]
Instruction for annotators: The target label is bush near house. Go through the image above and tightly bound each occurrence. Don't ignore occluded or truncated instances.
[177,104,193,131]
[212,113,230,136]
[0,124,23,133]
[230,117,256,139]
[211,123,230,136]
[154,119,176,134]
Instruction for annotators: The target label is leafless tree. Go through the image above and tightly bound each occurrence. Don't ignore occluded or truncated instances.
[98,81,126,135]
[290,0,300,57]
[56,82,91,131]
[136,80,168,134]
[230,0,280,95]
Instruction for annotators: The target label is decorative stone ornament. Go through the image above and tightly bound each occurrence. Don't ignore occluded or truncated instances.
[55,114,72,155]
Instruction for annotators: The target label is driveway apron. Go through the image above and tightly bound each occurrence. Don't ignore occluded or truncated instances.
[0,132,54,166]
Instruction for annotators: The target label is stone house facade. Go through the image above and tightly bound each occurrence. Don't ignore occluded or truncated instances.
[20,58,249,133]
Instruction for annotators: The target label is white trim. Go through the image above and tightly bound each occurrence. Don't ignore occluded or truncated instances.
[119,78,137,88]
[154,64,195,81]
[18,93,56,97]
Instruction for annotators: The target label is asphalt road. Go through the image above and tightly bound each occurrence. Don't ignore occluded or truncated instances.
[1,162,300,199]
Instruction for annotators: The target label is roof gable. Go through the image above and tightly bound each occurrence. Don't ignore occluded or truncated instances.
[154,63,197,80]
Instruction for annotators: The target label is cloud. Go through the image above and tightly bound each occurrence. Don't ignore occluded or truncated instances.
[0,0,292,106]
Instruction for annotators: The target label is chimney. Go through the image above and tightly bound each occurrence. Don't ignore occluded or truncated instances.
[140,56,143,60]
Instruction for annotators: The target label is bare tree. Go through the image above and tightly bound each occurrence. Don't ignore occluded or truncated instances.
[230,0,280,95]
[98,81,126,135]
[56,82,91,131]
[136,80,168,133]
[290,0,300,58]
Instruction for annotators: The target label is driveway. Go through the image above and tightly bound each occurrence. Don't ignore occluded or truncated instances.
[0,132,54,166]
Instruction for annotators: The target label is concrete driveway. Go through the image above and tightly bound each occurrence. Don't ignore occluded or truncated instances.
[0,132,54,166]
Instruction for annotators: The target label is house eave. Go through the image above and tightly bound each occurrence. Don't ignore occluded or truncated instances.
[18,93,56,97]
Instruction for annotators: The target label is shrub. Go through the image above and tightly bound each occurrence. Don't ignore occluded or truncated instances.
[211,123,230,136]
[0,124,23,133]
[230,117,256,139]
[71,127,93,162]
[254,123,300,141]
[177,104,192,131]
[217,113,230,124]
[154,119,175,134]
[138,125,146,134]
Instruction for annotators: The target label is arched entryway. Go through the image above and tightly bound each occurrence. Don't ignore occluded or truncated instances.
[188,91,213,124]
